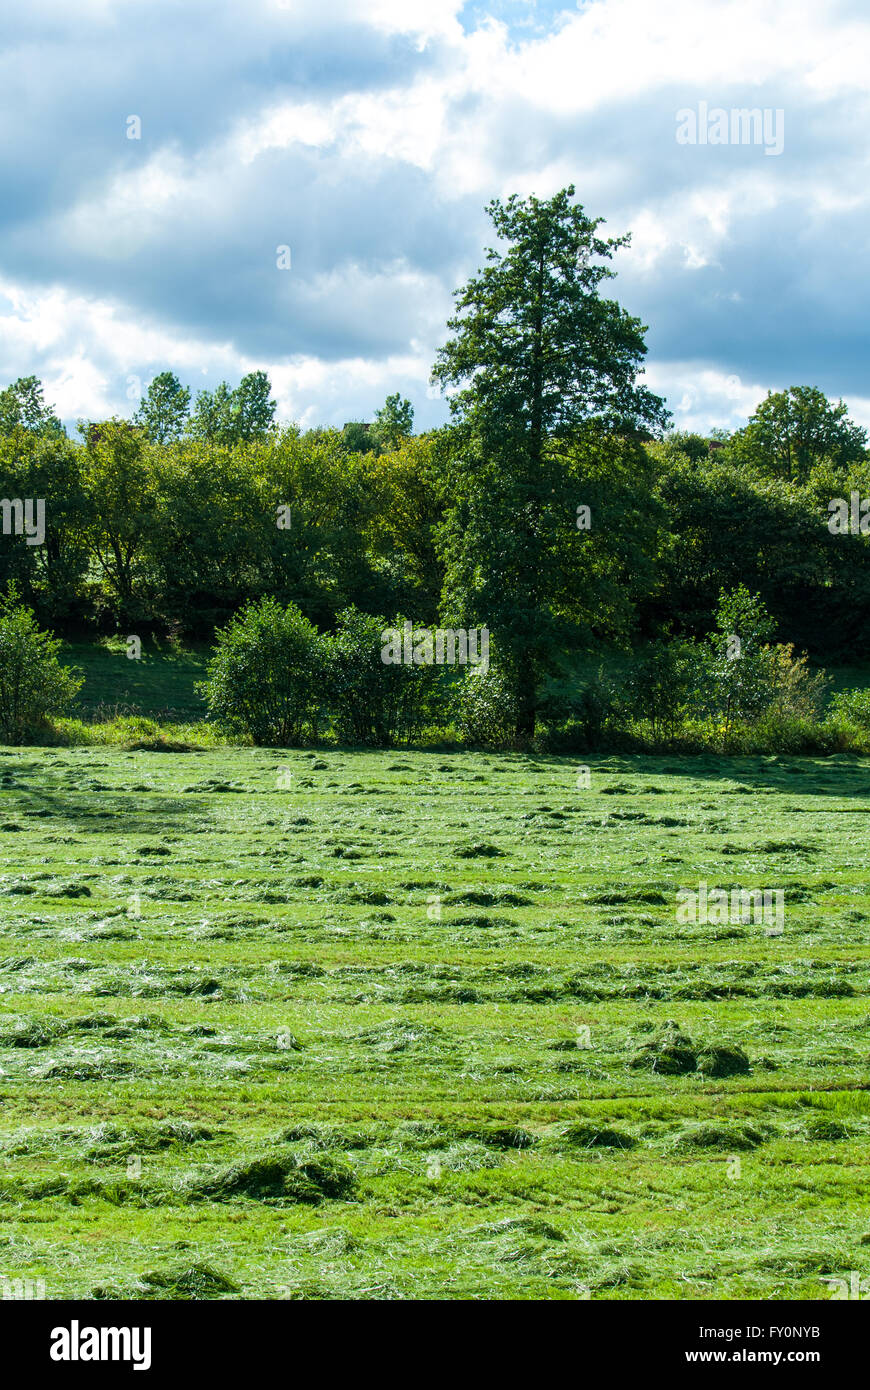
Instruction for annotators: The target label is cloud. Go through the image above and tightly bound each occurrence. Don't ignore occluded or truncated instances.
[0,0,868,432]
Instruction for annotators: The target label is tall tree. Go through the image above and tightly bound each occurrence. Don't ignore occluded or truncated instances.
[431,186,668,736]
[363,433,444,620]
[233,370,277,443]
[132,371,191,443]
[81,420,157,623]
[189,381,235,444]
[370,393,414,452]
[0,431,88,621]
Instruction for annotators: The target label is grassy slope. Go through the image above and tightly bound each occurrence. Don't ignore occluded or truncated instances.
[0,743,868,1300]
[60,639,209,720]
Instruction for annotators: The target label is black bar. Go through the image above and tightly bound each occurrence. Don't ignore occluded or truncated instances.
[4,1298,862,1376]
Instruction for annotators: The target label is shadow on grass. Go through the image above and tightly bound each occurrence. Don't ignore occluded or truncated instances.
[489,750,870,801]
[1,753,206,835]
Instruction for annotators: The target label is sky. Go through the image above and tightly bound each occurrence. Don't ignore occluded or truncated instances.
[0,0,868,436]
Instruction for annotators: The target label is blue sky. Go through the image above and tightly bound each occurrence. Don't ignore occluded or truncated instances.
[0,0,868,435]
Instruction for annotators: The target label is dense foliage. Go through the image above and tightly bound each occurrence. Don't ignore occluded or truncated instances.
[1,189,868,748]
[200,597,328,745]
[0,585,83,741]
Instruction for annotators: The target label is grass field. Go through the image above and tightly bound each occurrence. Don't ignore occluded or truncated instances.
[1,742,868,1300]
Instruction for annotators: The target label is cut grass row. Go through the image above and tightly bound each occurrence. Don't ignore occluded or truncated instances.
[0,746,868,1298]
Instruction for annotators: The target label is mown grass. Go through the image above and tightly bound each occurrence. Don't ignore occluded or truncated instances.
[1,745,868,1300]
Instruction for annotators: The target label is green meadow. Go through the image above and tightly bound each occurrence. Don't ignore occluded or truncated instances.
[1,742,868,1300]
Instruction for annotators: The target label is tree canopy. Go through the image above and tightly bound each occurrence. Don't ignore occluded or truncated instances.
[1,191,868,711]
[431,186,669,734]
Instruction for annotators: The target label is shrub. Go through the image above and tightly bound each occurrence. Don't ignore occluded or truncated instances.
[327,607,438,747]
[570,672,622,746]
[0,585,83,743]
[733,711,842,756]
[451,665,519,748]
[702,589,831,748]
[703,586,776,743]
[765,644,830,720]
[828,687,870,730]
[534,670,625,752]
[200,596,327,745]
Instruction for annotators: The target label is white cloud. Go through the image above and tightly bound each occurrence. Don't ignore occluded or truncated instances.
[0,274,446,428]
[2,0,870,432]
[644,361,768,433]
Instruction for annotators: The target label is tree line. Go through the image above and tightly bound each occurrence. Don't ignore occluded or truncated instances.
[1,187,869,741]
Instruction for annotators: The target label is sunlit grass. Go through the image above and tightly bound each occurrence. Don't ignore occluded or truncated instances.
[0,745,868,1298]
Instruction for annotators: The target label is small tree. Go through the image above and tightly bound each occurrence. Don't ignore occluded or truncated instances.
[341,422,375,455]
[200,597,327,745]
[451,665,519,748]
[188,372,277,446]
[727,386,867,483]
[133,371,191,443]
[829,687,870,730]
[765,644,829,720]
[370,394,414,452]
[0,585,83,742]
[706,586,776,744]
[81,418,157,624]
[0,376,65,438]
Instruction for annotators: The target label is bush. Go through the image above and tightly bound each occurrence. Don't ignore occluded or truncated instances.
[765,644,829,720]
[533,670,622,752]
[701,589,831,748]
[0,585,83,743]
[703,586,776,743]
[451,665,519,748]
[571,673,622,746]
[200,596,327,745]
[828,687,870,730]
[327,607,438,747]
[731,711,842,756]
